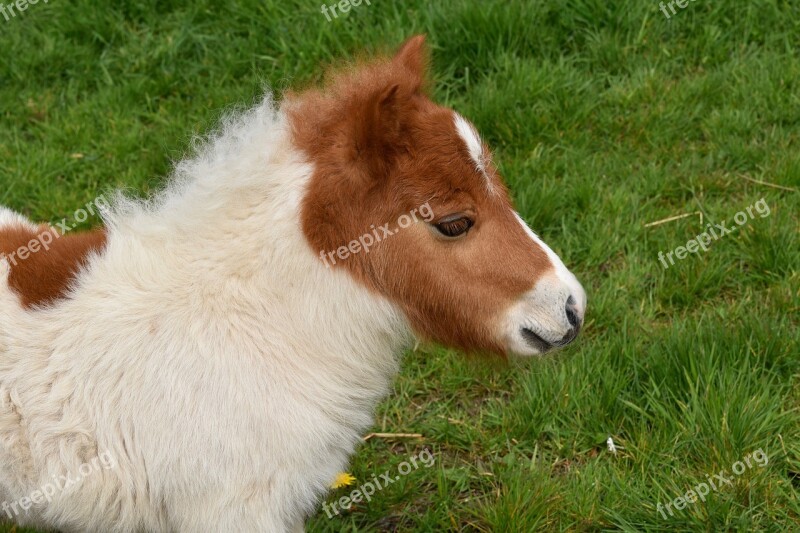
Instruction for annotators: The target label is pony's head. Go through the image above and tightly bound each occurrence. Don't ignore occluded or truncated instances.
[290,35,586,357]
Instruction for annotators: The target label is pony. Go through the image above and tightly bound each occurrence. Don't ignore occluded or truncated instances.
[0,35,586,532]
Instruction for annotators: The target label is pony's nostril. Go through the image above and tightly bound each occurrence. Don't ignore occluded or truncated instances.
[565,297,580,328]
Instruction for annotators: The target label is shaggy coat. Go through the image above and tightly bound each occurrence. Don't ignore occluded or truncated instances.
[0,36,585,532]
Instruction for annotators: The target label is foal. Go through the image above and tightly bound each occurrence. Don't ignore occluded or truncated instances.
[0,36,585,531]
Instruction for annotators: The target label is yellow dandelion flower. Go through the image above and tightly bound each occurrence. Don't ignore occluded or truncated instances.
[331,472,356,489]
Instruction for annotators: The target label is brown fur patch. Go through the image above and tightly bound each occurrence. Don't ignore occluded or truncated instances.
[290,36,553,354]
[0,222,107,309]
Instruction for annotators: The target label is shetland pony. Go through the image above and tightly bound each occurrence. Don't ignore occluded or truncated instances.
[0,36,586,532]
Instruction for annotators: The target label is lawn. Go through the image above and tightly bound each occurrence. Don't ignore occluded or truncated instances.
[1,0,798,531]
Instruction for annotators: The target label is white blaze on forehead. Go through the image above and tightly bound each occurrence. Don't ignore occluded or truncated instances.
[454,113,486,175]
[514,212,587,313]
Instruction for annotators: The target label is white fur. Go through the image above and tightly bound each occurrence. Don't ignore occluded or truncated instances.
[0,96,412,532]
[0,206,36,231]
[514,213,586,314]
[453,113,486,175]
[502,213,587,356]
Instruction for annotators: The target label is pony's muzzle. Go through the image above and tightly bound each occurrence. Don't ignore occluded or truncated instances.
[519,296,581,351]
[502,276,586,356]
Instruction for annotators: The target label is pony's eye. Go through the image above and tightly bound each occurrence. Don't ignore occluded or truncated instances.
[434,216,474,238]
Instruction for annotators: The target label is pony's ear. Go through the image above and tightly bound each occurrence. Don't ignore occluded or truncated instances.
[352,83,405,179]
[348,36,428,179]
[393,35,428,93]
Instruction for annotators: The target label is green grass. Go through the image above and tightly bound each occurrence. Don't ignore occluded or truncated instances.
[1,0,798,531]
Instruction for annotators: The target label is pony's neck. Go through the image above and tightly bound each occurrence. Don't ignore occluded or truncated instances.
[116,99,413,399]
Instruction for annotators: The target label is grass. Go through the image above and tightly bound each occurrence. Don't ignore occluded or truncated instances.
[1,0,798,531]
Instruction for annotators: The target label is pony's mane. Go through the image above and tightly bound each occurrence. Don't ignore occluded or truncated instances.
[104,93,288,233]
